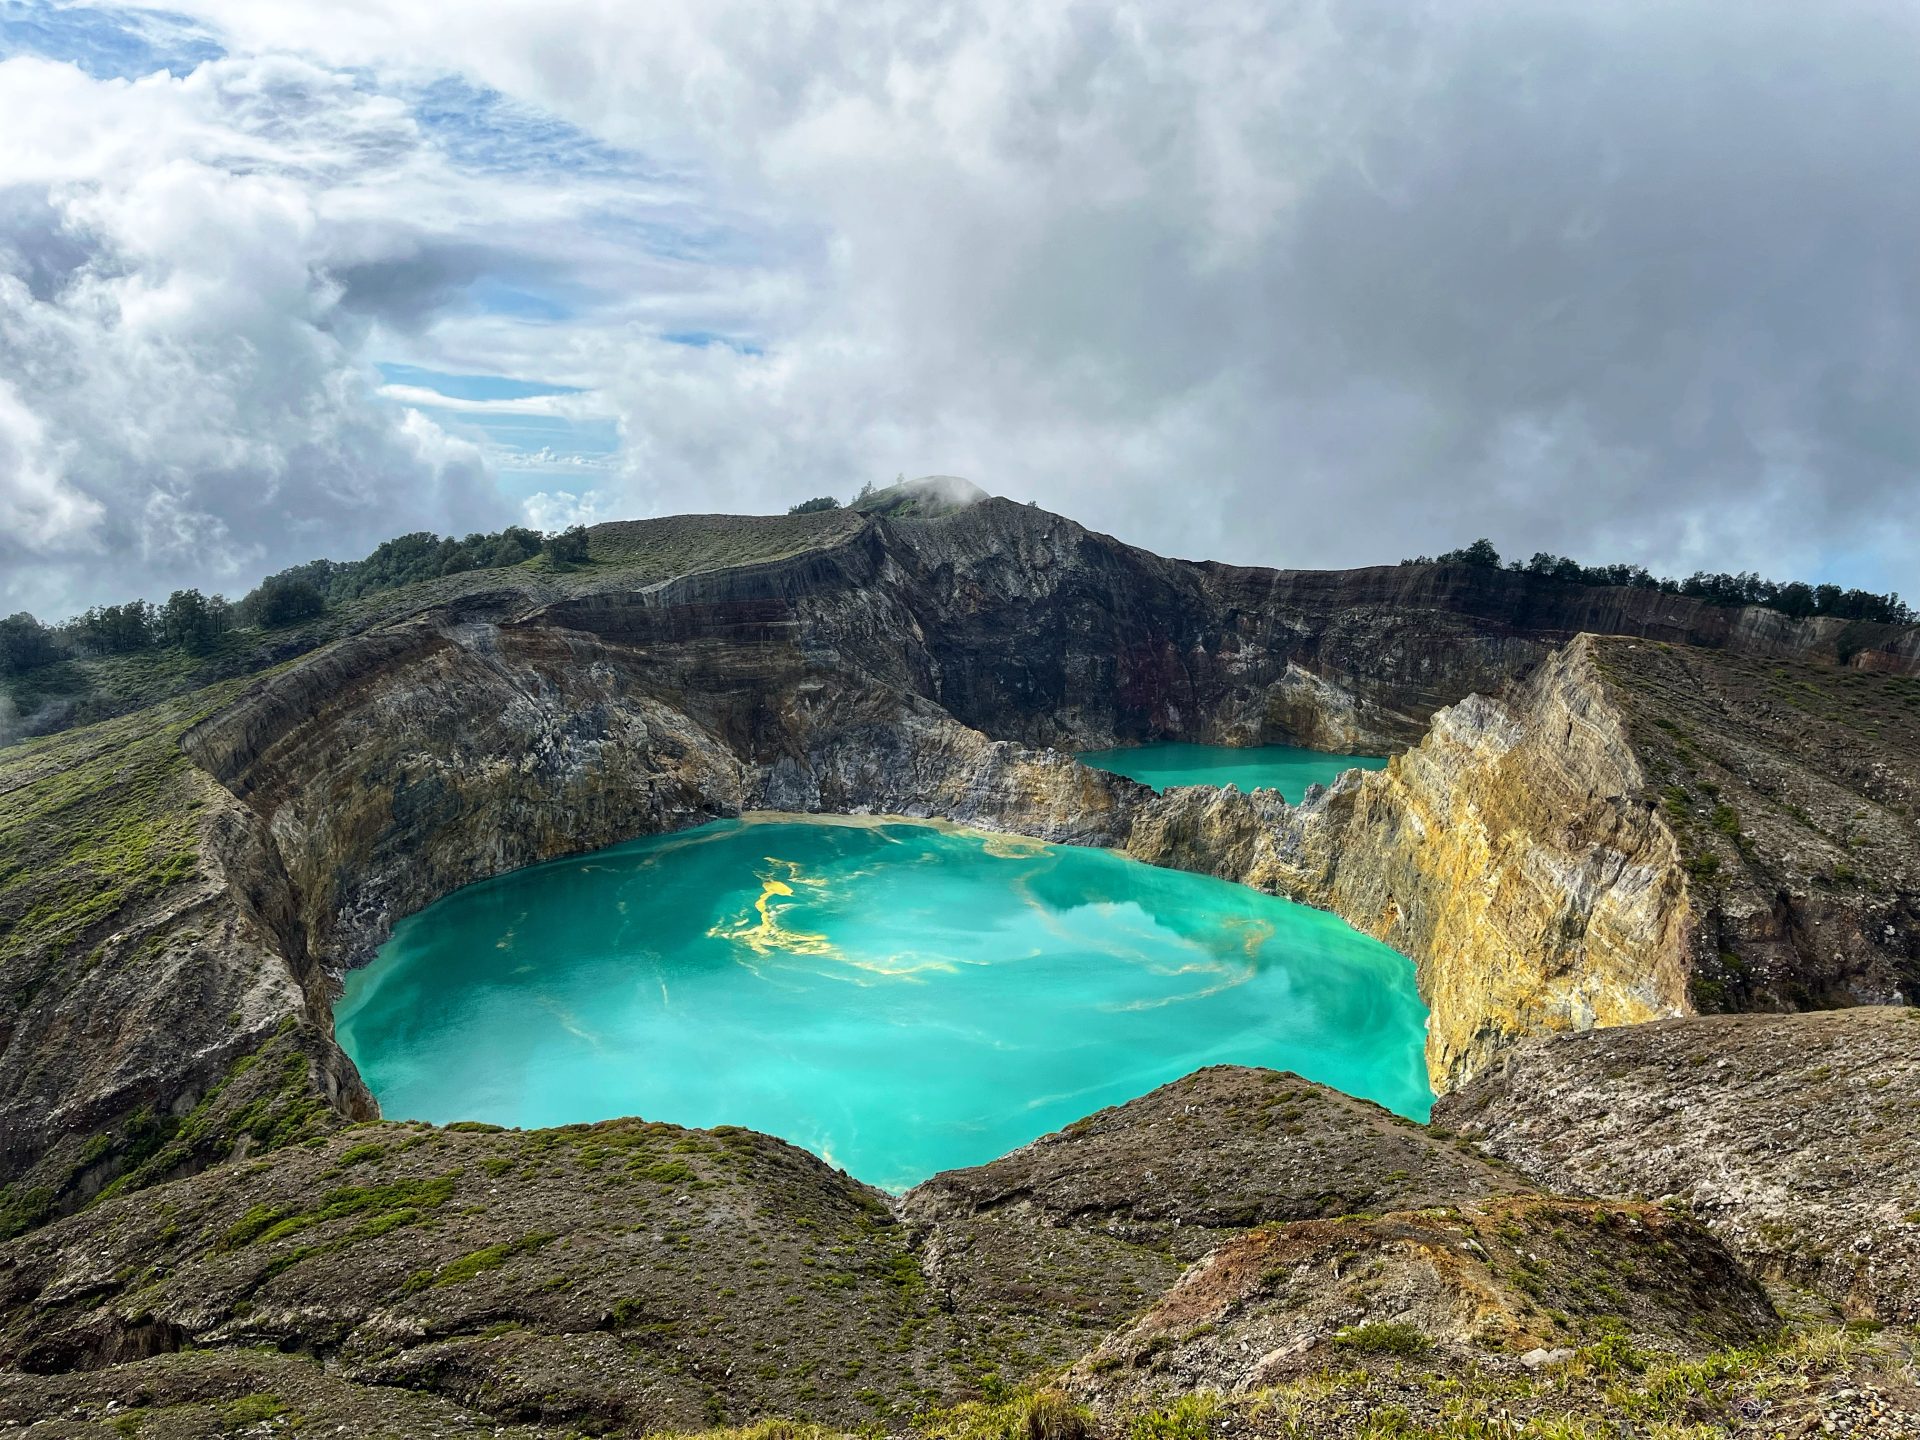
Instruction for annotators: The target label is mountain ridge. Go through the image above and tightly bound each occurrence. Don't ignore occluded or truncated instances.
[0,490,1916,1433]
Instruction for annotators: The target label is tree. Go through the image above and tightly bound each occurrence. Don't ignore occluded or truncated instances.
[541,525,591,564]
[344,532,443,596]
[482,526,543,567]
[0,612,61,675]
[159,589,231,653]
[787,496,841,515]
[1436,538,1501,569]
[244,574,327,628]
[1404,541,1911,625]
[325,526,544,601]
[75,601,157,654]
[1772,582,1816,619]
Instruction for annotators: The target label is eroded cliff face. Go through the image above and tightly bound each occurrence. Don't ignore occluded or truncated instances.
[182,613,753,973]
[6,498,1917,1220]
[0,697,371,1235]
[166,555,1656,1146]
[878,500,1920,753]
[1111,639,1689,1088]
[1122,633,1919,1090]
[1302,637,1696,1089]
[183,589,1699,1109]
[176,580,1144,979]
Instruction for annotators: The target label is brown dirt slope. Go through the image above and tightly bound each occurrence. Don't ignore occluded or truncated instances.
[0,1069,1533,1433]
[1067,1195,1776,1406]
[3,1063,1906,1439]
[0,1348,552,1439]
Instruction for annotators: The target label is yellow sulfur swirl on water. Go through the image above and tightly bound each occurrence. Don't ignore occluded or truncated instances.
[707,859,837,960]
[708,857,955,981]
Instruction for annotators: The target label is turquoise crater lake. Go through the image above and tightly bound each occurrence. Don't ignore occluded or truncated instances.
[1077,741,1387,798]
[336,815,1431,1191]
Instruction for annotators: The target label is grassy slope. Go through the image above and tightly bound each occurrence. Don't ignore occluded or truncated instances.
[1116,1320,1919,1439]
[1589,637,1920,1011]
[1593,638,1920,892]
[0,508,874,968]
[0,704,210,1234]
[1,1289,1912,1437]
[0,695,210,973]
[0,668,351,1237]
[585,507,868,576]
[1,508,870,744]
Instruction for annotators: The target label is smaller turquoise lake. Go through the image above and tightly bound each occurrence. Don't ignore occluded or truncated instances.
[337,815,1431,1191]
[1077,742,1387,798]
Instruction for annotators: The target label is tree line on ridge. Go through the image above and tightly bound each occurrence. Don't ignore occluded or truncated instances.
[1406,538,1912,627]
[1,525,591,677]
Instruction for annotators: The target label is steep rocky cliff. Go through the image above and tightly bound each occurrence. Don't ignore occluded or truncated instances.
[3,472,1919,1434]
[11,491,1915,754]
[1309,638,1697,1088]
[875,498,1920,751]
[1120,637,1695,1087]
[1119,633,1919,1088]
[4,495,1917,1227]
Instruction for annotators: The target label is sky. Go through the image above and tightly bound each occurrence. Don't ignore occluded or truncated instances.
[2,0,1917,617]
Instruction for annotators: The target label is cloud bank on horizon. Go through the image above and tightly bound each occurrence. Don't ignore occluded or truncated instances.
[2,0,1916,616]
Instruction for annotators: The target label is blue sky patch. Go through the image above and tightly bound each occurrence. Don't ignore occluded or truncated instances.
[410,74,664,182]
[376,363,584,403]
[0,2,222,78]
[375,363,618,489]
[663,330,765,357]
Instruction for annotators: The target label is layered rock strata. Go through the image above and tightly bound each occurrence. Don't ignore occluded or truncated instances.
[1120,636,1701,1087]
[4,497,1916,1220]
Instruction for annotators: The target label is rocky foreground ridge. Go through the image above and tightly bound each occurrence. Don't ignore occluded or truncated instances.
[1438,1006,1920,1326]
[6,1061,1919,1438]
[2,485,1918,1434]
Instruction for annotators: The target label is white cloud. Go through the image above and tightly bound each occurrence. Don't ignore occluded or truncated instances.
[5,1,1918,612]
[502,448,620,473]
[376,383,593,417]
[0,376,102,549]
[522,487,612,532]
[0,53,522,612]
